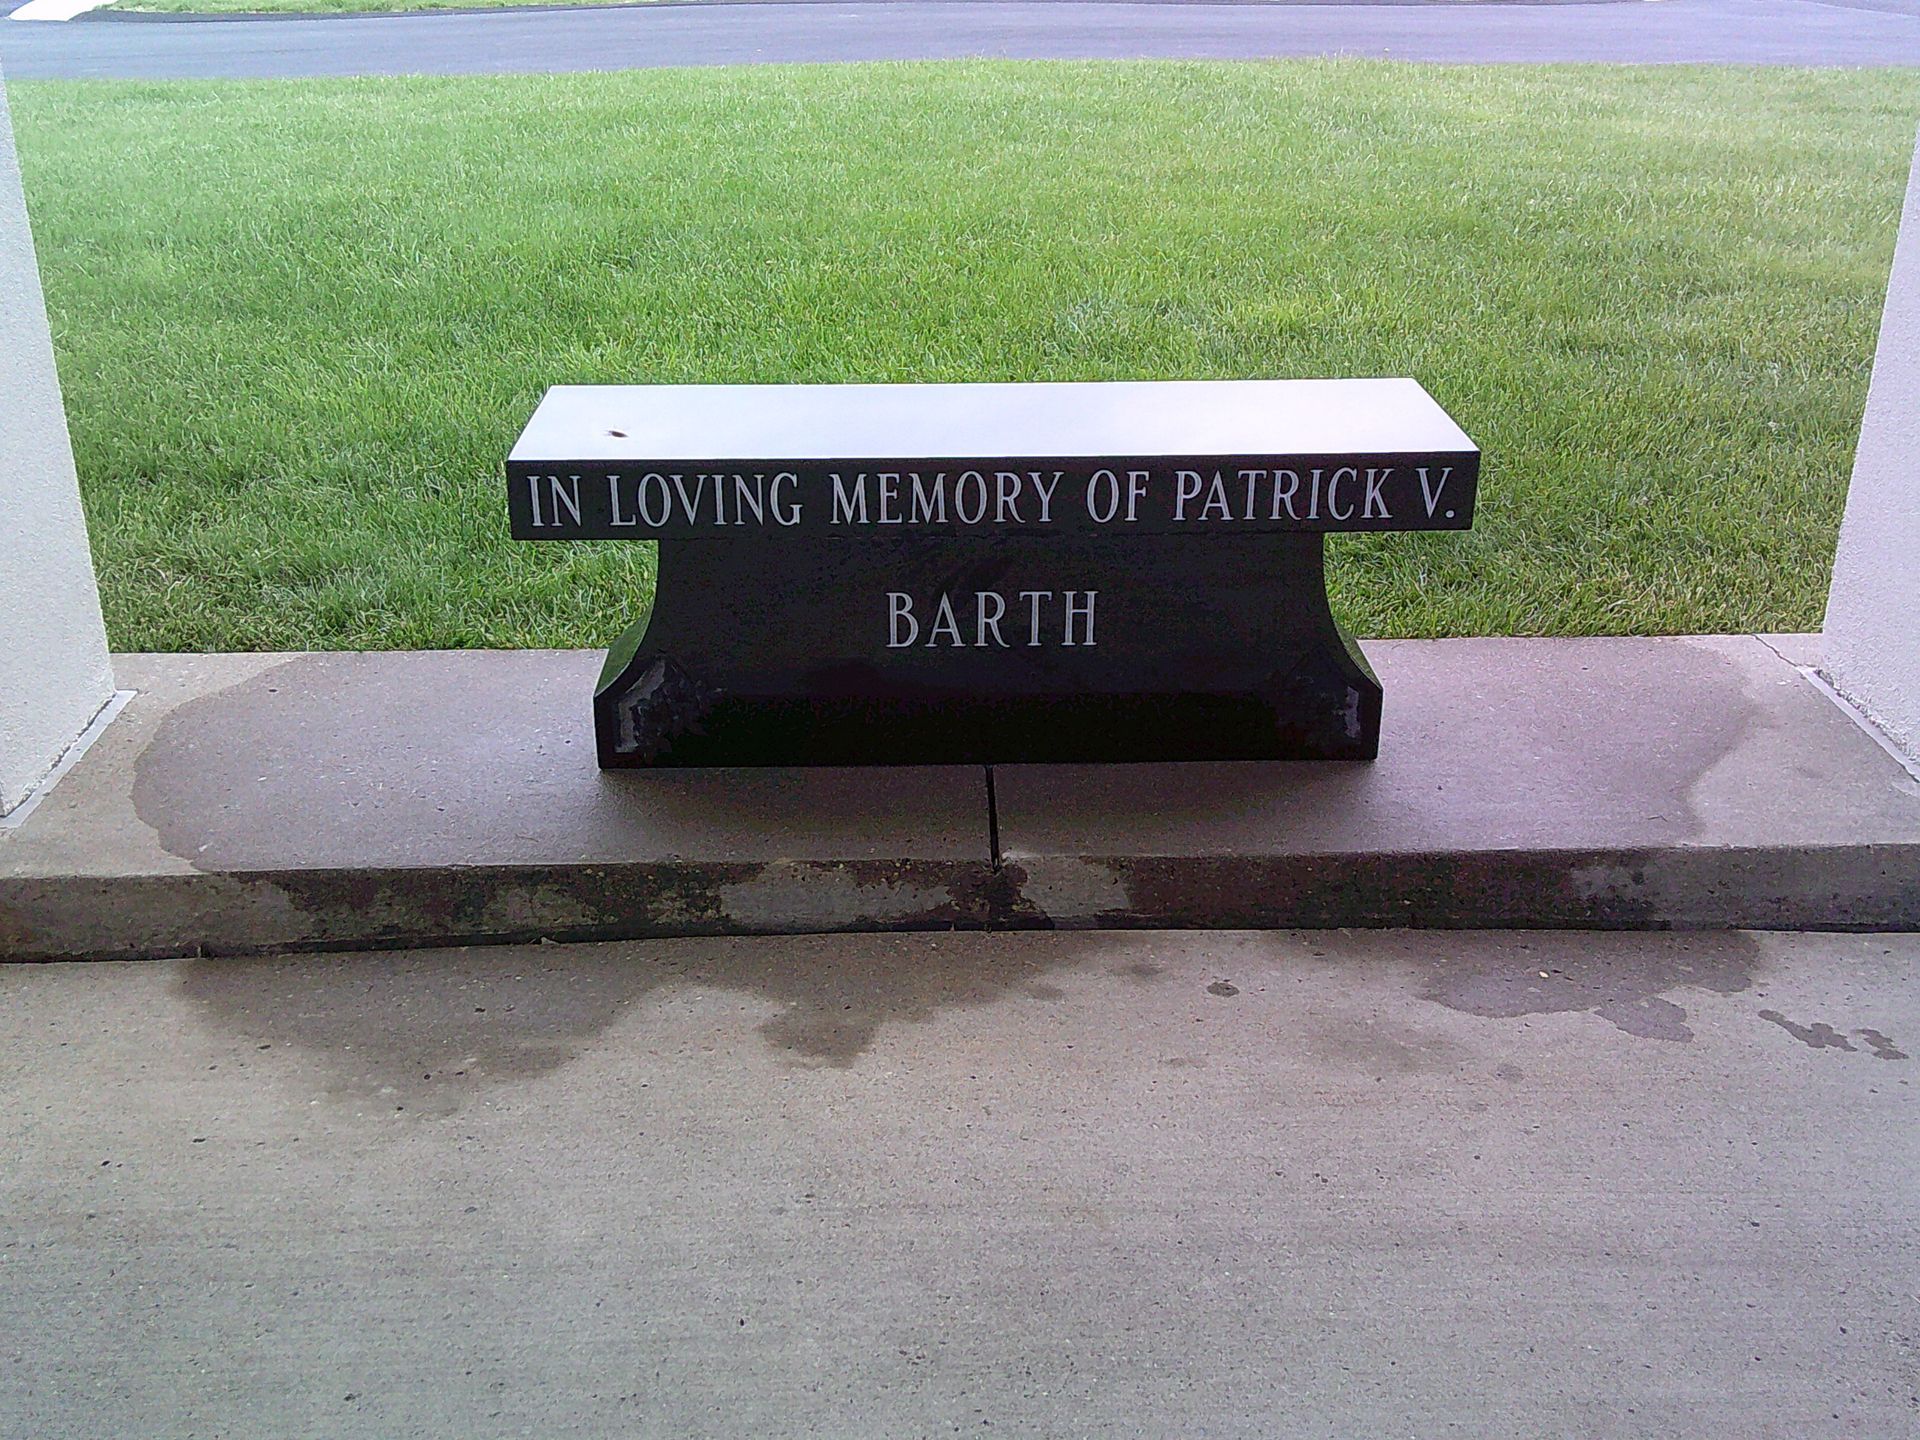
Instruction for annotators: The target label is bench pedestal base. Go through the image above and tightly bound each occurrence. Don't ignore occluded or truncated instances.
[593,535,1380,767]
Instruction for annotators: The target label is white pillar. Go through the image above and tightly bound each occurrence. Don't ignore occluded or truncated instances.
[0,69,115,817]
[1825,133,1920,763]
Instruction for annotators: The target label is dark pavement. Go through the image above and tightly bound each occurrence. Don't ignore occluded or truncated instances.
[5,0,1920,81]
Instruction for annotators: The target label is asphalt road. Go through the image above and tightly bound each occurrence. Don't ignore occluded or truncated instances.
[4,928,1918,1437]
[5,0,1920,80]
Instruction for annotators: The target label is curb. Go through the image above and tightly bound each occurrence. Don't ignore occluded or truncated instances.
[6,845,1920,964]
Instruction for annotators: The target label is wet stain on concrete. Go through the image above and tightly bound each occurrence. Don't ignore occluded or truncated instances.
[173,933,1120,1112]
[728,933,1100,1063]
[1760,1010,1855,1052]
[1307,1016,1472,1076]
[1074,845,1796,934]
[173,948,665,1117]
[1114,961,1165,983]
[1758,1012,1911,1060]
[127,653,990,897]
[1406,932,1760,1042]
[1019,636,1763,884]
[1857,1028,1909,1061]
[1588,995,1697,1044]
[945,861,1051,930]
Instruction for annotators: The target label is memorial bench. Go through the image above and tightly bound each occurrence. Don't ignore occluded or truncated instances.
[506,379,1478,767]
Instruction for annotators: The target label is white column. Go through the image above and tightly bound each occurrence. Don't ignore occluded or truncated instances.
[0,69,115,817]
[1825,134,1920,763]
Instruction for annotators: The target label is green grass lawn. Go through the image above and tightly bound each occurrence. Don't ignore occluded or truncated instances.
[11,61,1918,652]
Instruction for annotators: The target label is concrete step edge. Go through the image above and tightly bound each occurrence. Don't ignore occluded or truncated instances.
[7,842,1918,962]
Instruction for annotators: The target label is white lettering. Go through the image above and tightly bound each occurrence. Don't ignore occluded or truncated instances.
[1063,591,1096,647]
[879,589,1102,648]
[1272,469,1300,521]
[1031,471,1062,524]
[909,472,947,525]
[1362,467,1391,520]
[1199,472,1232,522]
[1327,466,1357,522]
[1019,590,1053,646]
[955,472,988,526]
[732,474,765,527]
[1174,470,1203,521]
[975,591,1008,647]
[1240,468,1266,521]
[887,593,918,648]
[549,475,583,529]
[877,472,902,525]
[927,593,964,647]
[830,473,868,525]
[608,475,636,527]
[1087,470,1120,524]
[669,473,707,526]
[994,472,1025,524]
[637,474,672,528]
[1417,466,1453,518]
[770,473,801,526]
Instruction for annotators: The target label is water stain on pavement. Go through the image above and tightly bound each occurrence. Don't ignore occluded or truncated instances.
[1761,1010,1910,1060]
[1408,932,1761,1042]
[1759,1009,1855,1051]
[1857,1028,1910,1061]
[174,948,657,1118]
[174,933,1117,1116]
[1114,961,1166,983]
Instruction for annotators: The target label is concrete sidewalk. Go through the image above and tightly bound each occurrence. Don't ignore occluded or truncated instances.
[3,927,1915,1437]
[4,634,1919,960]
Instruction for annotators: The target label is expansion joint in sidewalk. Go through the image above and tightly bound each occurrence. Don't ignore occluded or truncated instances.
[985,765,1002,872]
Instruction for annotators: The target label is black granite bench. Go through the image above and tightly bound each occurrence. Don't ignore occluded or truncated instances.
[506,379,1478,767]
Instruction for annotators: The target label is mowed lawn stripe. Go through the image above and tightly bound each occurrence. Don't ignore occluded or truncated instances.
[10,62,1917,652]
